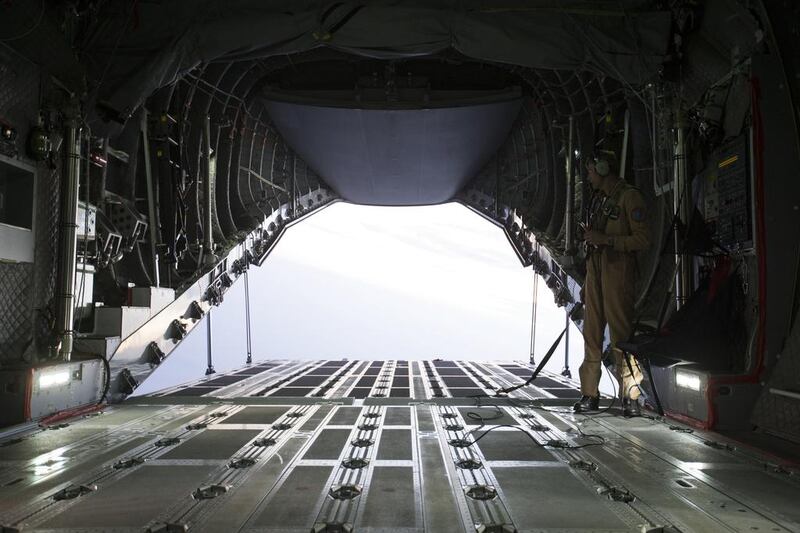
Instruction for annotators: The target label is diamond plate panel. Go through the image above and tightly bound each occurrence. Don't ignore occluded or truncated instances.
[0,44,40,164]
[0,262,33,362]
[0,44,55,360]
[751,308,800,443]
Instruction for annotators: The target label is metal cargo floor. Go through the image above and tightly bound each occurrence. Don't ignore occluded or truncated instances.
[1,359,798,532]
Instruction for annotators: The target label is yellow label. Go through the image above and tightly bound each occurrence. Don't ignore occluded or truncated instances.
[718,154,738,168]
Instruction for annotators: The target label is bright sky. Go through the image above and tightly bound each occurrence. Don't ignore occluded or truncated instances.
[134,202,614,395]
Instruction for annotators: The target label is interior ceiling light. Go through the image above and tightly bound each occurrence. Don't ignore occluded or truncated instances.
[1,123,17,141]
[39,370,70,388]
[675,371,701,392]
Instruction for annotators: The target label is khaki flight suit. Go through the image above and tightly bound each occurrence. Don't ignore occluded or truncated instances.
[580,180,650,399]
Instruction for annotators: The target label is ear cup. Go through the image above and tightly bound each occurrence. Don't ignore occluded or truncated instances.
[595,158,610,177]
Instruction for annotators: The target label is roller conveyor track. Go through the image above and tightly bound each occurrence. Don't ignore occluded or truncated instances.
[1,359,798,533]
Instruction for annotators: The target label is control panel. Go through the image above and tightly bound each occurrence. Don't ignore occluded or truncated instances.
[698,135,753,250]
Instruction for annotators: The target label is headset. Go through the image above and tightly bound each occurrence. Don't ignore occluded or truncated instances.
[587,150,616,177]
[593,155,611,177]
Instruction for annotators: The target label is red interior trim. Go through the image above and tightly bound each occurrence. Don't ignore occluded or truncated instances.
[663,408,710,430]
[23,368,33,421]
[704,77,769,429]
[39,403,104,427]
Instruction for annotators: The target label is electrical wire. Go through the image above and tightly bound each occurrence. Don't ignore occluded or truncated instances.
[96,354,111,404]
[527,357,620,417]
[466,422,605,451]
[529,266,539,361]
[591,356,620,415]
[468,424,543,447]
[466,386,607,450]
[623,352,647,403]
[466,390,606,450]
[458,395,507,443]
[464,400,504,425]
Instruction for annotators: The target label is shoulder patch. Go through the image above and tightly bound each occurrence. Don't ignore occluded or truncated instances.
[631,207,646,222]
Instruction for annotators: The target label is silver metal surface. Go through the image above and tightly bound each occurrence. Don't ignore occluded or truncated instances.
[620,108,630,180]
[564,115,574,253]
[205,310,214,375]
[202,114,213,260]
[244,268,252,364]
[55,117,81,361]
[29,359,105,419]
[529,267,539,365]
[238,167,289,193]
[1,360,798,533]
[673,109,691,310]
[771,388,800,401]
[141,109,160,288]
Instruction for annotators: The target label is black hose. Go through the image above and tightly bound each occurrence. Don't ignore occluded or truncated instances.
[495,324,568,395]
[96,354,111,404]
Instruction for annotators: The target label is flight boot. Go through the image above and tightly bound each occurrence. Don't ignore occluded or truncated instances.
[573,395,600,413]
[622,397,641,418]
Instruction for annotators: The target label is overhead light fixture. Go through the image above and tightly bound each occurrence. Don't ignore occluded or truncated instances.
[1,122,17,141]
[675,371,701,391]
[39,370,70,389]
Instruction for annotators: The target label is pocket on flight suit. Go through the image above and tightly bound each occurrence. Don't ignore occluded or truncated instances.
[602,249,635,301]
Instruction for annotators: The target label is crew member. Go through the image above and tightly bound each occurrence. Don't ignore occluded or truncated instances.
[573,153,650,417]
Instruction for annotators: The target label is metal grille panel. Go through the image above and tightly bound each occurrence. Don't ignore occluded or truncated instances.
[0,262,33,361]
[0,43,56,361]
[751,306,800,443]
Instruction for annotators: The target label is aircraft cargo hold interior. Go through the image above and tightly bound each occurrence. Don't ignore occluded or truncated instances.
[1,1,800,532]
